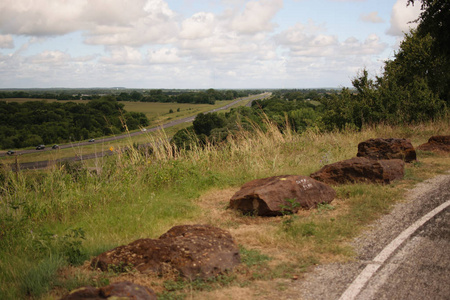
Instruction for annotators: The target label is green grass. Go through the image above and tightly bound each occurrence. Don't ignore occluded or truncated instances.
[121,100,232,125]
[0,117,448,299]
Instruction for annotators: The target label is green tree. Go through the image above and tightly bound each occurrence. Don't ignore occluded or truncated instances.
[171,126,197,150]
[407,0,450,101]
[376,29,446,122]
[192,112,226,136]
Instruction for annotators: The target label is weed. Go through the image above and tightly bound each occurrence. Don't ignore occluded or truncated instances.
[316,203,335,213]
[106,262,135,274]
[279,198,302,231]
[20,255,65,298]
[239,245,272,267]
[161,274,237,299]
[31,227,88,266]
[299,222,317,237]
[157,291,187,300]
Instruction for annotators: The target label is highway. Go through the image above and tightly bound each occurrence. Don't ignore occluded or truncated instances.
[2,92,271,169]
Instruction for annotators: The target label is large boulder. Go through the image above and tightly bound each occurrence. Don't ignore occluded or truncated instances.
[60,281,157,300]
[229,175,336,216]
[91,224,240,280]
[310,157,405,185]
[357,138,416,162]
[417,135,450,152]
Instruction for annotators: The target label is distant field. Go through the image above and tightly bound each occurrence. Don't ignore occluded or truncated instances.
[121,100,242,125]
[0,98,248,127]
[0,98,86,104]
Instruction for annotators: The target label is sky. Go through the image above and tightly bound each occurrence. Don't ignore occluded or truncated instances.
[0,0,422,89]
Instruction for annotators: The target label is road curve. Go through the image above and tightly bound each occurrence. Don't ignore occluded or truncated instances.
[4,93,271,170]
[294,172,450,300]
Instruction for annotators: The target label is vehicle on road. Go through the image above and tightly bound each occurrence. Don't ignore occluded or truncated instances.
[36,145,45,150]
[6,150,15,155]
[52,145,59,149]
[88,139,95,142]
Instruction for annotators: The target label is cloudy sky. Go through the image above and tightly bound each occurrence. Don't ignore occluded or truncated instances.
[0,0,421,89]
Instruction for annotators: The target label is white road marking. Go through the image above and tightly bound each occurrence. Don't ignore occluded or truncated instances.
[339,199,450,300]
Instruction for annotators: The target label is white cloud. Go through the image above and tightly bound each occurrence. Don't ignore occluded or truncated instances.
[0,0,178,46]
[100,46,144,65]
[230,0,283,34]
[275,23,337,57]
[26,50,71,66]
[147,48,181,64]
[386,0,421,36]
[84,0,179,46]
[0,34,14,48]
[339,34,386,55]
[275,21,387,84]
[0,0,86,36]
[359,11,384,23]
[180,12,216,40]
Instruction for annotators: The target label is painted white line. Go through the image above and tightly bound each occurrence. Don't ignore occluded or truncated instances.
[339,199,450,300]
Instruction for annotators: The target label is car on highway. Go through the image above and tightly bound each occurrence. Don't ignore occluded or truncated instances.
[36,145,45,150]
[88,139,95,142]
[6,150,15,155]
[52,145,60,149]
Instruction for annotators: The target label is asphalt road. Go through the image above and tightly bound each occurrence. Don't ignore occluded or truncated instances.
[296,173,450,300]
[2,92,271,169]
[354,203,450,300]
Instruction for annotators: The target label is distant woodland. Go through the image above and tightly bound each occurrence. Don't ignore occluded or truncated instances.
[0,89,259,104]
[0,99,148,149]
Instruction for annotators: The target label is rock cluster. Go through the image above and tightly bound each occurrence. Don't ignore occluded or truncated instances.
[91,224,240,280]
[311,138,412,185]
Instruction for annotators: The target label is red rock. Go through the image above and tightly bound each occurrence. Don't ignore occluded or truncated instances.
[357,138,416,162]
[229,175,336,216]
[310,157,405,185]
[417,135,450,152]
[91,225,240,280]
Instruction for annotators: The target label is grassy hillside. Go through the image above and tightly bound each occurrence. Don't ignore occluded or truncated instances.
[0,118,449,299]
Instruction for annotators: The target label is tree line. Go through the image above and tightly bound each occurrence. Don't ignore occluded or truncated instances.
[0,89,262,105]
[0,99,149,150]
[116,89,259,104]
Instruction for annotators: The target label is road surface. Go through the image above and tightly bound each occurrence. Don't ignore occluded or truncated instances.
[295,172,450,300]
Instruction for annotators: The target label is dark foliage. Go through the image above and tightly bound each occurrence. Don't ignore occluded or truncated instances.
[0,99,149,149]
